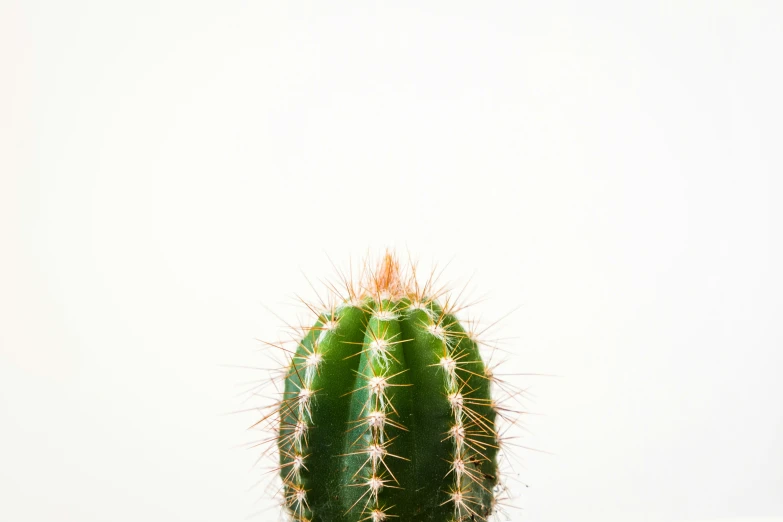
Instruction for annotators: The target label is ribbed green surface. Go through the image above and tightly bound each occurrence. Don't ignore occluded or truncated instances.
[279,297,498,522]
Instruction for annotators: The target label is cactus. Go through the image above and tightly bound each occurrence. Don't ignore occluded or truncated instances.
[265,252,508,522]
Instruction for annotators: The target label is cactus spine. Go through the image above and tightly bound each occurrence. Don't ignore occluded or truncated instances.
[272,252,503,521]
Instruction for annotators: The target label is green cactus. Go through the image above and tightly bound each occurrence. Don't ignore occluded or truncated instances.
[271,252,503,521]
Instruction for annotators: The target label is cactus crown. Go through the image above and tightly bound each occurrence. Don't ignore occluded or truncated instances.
[260,251,512,522]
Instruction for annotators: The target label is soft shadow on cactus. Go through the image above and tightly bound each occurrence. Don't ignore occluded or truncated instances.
[254,251,523,522]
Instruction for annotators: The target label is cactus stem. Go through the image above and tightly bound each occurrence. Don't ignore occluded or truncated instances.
[258,250,519,521]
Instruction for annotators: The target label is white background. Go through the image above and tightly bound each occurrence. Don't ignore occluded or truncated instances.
[2,2,782,521]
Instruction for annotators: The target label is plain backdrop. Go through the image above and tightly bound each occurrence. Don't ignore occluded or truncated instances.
[1,2,782,521]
